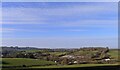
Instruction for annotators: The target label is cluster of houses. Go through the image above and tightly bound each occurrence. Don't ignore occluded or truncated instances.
[53,47,114,65]
[55,54,112,65]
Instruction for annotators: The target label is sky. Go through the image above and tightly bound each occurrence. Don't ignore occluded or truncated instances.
[1,0,119,2]
[1,2,118,48]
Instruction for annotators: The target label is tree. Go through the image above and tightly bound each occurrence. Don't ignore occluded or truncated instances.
[104,47,109,53]
[28,53,35,58]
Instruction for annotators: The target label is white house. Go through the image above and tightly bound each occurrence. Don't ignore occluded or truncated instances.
[104,58,110,61]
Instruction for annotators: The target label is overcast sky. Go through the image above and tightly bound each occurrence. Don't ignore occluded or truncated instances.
[1,2,118,48]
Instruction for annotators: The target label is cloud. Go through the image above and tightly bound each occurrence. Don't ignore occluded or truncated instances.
[58,20,117,28]
[2,2,117,25]
[65,29,87,32]
[1,2,118,48]
[0,28,17,32]
[1,28,49,33]
[1,2,118,38]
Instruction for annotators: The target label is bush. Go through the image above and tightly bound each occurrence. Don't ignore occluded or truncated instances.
[22,65,26,67]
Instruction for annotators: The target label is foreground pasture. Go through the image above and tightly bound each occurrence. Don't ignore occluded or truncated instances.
[2,58,56,67]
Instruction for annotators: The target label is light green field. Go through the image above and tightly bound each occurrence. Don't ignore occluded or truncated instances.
[49,52,67,56]
[24,49,50,53]
[108,50,118,59]
[72,50,98,55]
[2,58,56,67]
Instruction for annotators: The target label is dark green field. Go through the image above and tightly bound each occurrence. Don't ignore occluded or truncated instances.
[2,65,120,70]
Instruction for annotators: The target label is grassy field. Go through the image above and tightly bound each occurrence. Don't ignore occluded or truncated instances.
[31,63,119,68]
[72,50,98,55]
[49,52,67,56]
[2,58,56,67]
[108,49,119,59]
[1,58,119,68]
[2,64,119,70]
[1,49,119,70]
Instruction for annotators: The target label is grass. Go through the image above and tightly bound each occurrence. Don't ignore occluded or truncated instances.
[1,49,120,70]
[24,50,42,53]
[108,50,118,59]
[2,58,56,67]
[49,52,67,56]
[2,64,120,70]
[31,63,119,69]
[72,50,98,55]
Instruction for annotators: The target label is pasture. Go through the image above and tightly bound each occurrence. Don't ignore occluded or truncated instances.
[2,58,56,67]
[1,49,119,70]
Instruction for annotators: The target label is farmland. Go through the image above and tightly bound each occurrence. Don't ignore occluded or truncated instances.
[2,58,56,67]
[1,63,119,70]
[2,58,118,68]
[1,47,119,70]
[108,49,119,59]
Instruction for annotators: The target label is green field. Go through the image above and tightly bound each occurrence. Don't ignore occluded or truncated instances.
[31,63,118,68]
[1,49,119,70]
[2,58,56,67]
[1,58,119,70]
[49,52,67,56]
[72,50,98,55]
[1,57,119,68]
[25,50,67,56]
[2,63,119,70]
[108,50,119,59]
